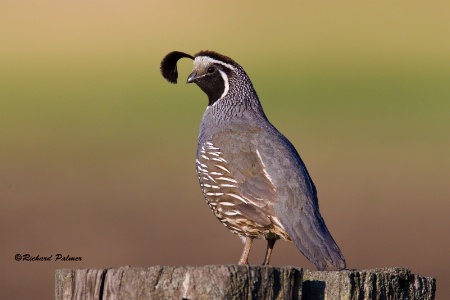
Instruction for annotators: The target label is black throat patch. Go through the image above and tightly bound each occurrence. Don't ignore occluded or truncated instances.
[196,69,228,106]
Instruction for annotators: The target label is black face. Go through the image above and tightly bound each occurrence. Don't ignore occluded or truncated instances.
[161,50,240,106]
[190,65,228,106]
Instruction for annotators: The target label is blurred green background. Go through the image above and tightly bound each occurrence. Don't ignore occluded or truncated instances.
[1,1,449,299]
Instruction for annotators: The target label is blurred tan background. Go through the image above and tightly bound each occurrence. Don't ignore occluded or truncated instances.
[1,1,449,299]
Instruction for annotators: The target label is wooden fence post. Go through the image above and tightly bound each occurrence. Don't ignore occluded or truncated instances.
[56,266,435,299]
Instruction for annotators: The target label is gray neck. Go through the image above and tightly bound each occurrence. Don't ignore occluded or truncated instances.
[204,92,266,125]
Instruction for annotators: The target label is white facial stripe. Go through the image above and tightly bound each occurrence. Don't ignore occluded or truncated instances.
[194,56,236,71]
[218,70,229,100]
[193,56,233,103]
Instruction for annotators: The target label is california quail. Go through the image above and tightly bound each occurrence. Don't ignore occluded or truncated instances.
[160,50,346,270]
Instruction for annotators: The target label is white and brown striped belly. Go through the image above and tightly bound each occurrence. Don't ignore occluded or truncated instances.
[196,141,289,240]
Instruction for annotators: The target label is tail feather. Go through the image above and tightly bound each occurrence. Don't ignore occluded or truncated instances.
[276,204,346,270]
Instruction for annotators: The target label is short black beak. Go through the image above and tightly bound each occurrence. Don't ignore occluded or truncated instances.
[186,71,197,84]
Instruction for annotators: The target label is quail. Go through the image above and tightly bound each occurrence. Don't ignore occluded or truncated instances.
[160,50,346,270]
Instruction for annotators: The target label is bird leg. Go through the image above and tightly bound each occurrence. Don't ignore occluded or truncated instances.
[238,237,253,265]
[262,239,276,265]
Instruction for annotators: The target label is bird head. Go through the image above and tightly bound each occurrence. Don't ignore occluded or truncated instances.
[160,50,254,106]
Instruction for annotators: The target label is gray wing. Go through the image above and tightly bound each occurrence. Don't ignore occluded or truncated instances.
[213,125,346,270]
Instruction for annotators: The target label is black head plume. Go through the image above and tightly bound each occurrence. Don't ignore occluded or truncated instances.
[160,51,194,84]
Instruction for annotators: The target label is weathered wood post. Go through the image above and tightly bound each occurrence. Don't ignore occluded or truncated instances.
[55,266,435,299]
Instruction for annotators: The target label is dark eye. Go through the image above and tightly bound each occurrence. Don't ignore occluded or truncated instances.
[207,66,215,73]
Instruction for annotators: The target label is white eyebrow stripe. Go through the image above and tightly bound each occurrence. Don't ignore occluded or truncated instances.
[194,56,236,71]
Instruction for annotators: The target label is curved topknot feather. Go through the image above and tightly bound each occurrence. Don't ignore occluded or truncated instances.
[160,51,194,84]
